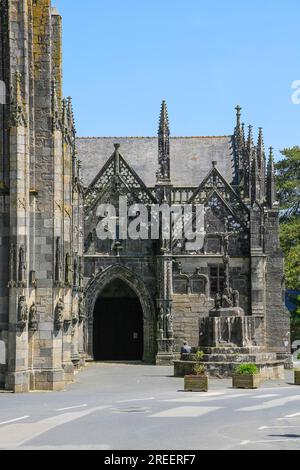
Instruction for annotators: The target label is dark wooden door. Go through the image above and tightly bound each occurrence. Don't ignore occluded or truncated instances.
[93,297,143,361]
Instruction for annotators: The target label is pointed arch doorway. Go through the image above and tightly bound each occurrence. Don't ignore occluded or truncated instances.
[93,278,144,361]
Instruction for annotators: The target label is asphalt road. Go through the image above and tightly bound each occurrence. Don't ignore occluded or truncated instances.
[0,363,299,450]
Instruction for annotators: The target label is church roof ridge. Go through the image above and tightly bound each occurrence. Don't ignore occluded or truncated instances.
[77,135,233,140]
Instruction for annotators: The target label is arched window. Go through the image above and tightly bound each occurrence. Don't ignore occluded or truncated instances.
[0,341,6,365]
[0,80,6,105]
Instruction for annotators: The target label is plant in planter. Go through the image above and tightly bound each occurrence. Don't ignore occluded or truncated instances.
[184,350,208,392]
[295,369,300,385]
[232,364,261,389]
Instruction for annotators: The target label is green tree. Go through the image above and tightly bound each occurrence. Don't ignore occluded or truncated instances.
[276,147,300,210]
[275,147,300,291]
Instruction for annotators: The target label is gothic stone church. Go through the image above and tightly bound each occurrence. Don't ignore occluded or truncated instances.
[0,1,290,392]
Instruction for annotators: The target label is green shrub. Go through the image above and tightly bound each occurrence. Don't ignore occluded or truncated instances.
[195,350,205,361]
[235,364,259,375]
[297,353,300,361]
[193,350,206,376]
[194,364,206,376]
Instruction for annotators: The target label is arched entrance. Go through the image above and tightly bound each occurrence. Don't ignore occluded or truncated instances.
[93,279,144,361]
[85,265,156,363]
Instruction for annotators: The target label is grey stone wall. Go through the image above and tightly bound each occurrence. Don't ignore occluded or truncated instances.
[0,1,84,392]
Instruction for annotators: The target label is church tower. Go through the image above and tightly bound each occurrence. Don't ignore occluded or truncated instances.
[0,0,84,392]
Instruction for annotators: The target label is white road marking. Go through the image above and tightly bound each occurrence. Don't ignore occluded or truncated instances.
[0,416,30,426]
[240,440,250,446]
[284,412,300,418]
[237,395,300,412]
[251,394,279,399]
[240,438,300,446]
[150,406,222,418]
[116,397,155,404]
[164,393,251,403]
[0,406,108,448]
[57,404,88,412]
[181,392,225,397]
[259,425,299,430]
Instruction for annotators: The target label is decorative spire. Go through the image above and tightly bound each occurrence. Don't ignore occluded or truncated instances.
[251,147,260,204]
[113,143,120,175]
[267,147,276,208]
[67,96,76,135]
[241,123,245,148]
[234,105,243,151]
[247,125,254,152]
[61,98,68,131]
[157,100,170,181]
[257,127,266,200]
[51,79,60,131]
[257,128,265,170]
[235,105,242,131]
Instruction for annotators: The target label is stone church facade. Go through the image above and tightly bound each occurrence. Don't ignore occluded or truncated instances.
[0,1,290,392]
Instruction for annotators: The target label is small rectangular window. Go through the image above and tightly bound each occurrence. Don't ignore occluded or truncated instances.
[209,265,225,297]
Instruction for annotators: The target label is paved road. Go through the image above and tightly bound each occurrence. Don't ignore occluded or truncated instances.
[0,363,299,450]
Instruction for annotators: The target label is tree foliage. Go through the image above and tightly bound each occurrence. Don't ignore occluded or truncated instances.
[276,147,300,291]
[276,147,300,209]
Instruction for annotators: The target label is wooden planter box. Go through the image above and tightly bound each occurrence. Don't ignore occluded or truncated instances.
[295,370,300,386]
[184,375,208,392]
[232,374,261,389]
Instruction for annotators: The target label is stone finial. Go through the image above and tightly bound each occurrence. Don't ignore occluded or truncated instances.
[212,161,218,168]
[67,96,75,133]
[235,105,242,129]
[241,123,245,147]
[267,147,276,208]
[157,100,170,181]
[159,100,170,136]
[62,98,68,129]
[51,79,60,131]
[113,143,120,175]
[251,146,260,204]
[247,125,254,151]
[257,127,265,167]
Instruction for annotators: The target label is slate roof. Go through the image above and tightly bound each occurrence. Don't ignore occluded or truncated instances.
[76,136,236,189]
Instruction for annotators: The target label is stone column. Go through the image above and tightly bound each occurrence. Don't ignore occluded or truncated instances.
[6,75,30,392]
[156,254,174,365]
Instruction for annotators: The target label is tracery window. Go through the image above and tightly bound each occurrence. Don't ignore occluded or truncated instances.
[209,265,225,297]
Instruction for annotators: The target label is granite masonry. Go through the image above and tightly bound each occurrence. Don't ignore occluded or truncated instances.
[0,0,83,392]
[0,1,290,392]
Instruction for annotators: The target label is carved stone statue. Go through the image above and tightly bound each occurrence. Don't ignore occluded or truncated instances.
[18,246,26,286]
[211,286,244,318]
[233,290,240,308]
[18,296,28,324]
[55,298,65,329]
[29,303,38,331]
[222,287,234,309]
[215,293,222,309]
[78,294,86,323]
[65,253,72,285]
[157,306,164,340]
[8,243,16,287]
[166,306,173,339]
[55,237,62,284]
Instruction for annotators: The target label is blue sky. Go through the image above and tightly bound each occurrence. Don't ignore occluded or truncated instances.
[54,0,300,158]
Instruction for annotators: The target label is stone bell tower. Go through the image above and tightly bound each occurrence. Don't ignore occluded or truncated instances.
[0,0,84,392]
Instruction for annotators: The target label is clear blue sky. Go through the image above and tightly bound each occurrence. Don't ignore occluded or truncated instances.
[54,0,300,158]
